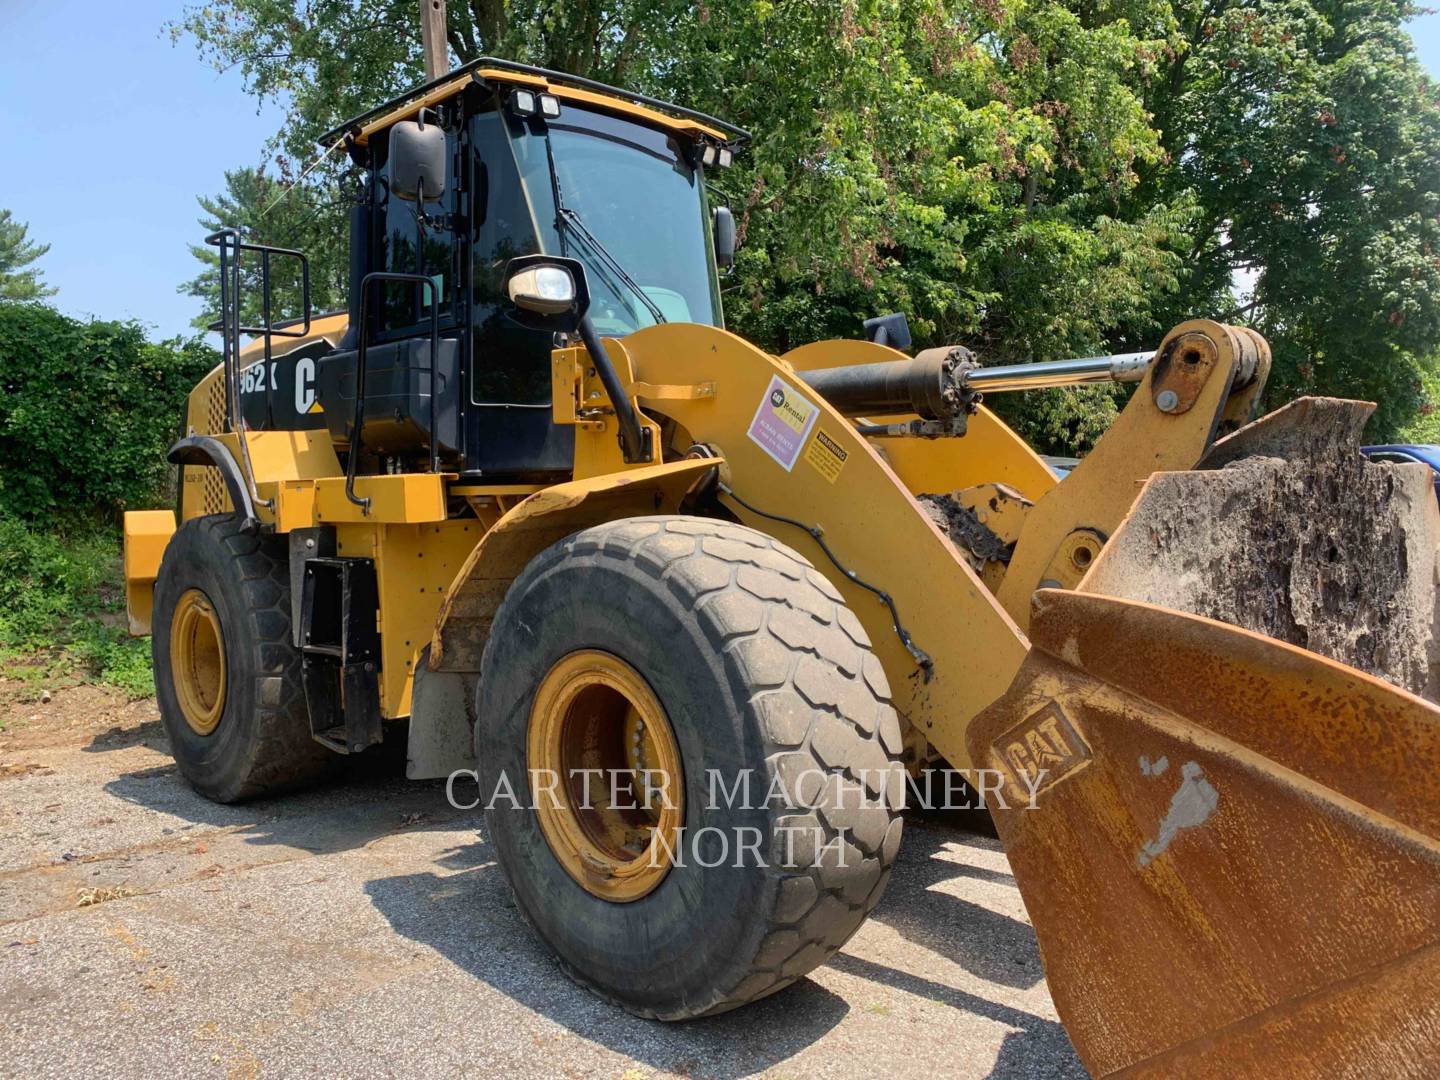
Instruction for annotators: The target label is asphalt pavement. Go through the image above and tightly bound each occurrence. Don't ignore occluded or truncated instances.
[0,684,1084,1079]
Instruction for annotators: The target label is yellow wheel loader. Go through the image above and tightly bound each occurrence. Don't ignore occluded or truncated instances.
[124,57,1440,1075]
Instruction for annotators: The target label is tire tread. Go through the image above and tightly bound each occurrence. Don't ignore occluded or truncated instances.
[154,515,334,802]
[488,515,904,1018]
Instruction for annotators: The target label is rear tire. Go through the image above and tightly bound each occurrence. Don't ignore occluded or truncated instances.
[479,516,906,1019]
[152,515,335,803]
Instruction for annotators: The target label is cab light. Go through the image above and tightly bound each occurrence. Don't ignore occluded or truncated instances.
[540,94,561,118]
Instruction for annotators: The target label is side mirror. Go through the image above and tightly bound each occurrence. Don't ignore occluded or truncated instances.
[713,206,736,270]
[863,312,912,351]
[390,116,446,202]
[502,255,590,332]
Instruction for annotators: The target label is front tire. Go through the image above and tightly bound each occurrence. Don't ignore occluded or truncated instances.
[479,516,906,1019]
[152,515,335,803]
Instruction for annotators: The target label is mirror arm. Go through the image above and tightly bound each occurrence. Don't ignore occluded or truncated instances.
[577,315,649,464]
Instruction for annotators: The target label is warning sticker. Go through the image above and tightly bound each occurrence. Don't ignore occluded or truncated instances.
[747,375,818,471]
[804,428,849,483]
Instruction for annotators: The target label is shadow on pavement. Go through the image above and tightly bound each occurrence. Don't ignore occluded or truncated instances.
[869,819,1046,992]
[81,718,169,753]
[364,831,851,1080]
[826,954,1082,1078]
[836,818,1085,1076]
[368,810,1082,1078]
[100,727,1077,1076]
[98,728,466,856]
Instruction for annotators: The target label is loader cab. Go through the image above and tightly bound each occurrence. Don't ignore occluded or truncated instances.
[324,62,742,483]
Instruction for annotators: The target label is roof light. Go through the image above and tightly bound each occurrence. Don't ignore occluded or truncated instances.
[701,144,718,167]
[512,90,538,116]
[718,147,733,168]
[539,94,561,118]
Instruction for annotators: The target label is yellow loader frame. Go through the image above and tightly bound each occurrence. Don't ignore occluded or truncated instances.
[127,316,1258,776]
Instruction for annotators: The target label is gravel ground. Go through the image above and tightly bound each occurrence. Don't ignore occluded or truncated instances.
[0,681,1084,1079]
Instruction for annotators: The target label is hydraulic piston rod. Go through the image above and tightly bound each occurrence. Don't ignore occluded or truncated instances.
[800,347,1154,420]
[964,351,1152,394]
[797,348,972,420]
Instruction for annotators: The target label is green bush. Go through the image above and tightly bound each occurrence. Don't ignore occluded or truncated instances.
[0,302,208,696]
[0,302,216,519]
[0,514,153,696]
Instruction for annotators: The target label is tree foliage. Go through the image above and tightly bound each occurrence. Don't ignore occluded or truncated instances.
[1146,0,1440,437]
[172,0,1440,451]
[0,303,217,519]
[180,167,350,330]
[0,209,56,303]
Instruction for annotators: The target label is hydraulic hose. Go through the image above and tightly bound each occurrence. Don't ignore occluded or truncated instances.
[578,315,648,463]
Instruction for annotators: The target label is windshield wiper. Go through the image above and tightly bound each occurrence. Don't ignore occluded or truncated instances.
[557,208,667,327]
[541,133,666,326]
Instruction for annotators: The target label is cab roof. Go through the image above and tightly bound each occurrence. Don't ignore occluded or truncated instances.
[320,56,749,150]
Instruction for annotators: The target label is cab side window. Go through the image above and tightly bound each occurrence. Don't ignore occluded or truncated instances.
[374,125,458,334]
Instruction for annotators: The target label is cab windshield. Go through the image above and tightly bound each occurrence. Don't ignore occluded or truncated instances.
[511,105,721,334]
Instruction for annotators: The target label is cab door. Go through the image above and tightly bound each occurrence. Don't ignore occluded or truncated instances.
[463,104,575,480]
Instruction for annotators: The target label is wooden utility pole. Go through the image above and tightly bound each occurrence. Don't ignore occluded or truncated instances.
[420,0,449,81]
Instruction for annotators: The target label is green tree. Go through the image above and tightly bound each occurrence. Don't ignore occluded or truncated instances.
[0,209,56,302]
[1399,355,1440,443]
[1139,0,1440,436]
[180,166,350,330]
[170,2,686,160]
[659,1,1196,449]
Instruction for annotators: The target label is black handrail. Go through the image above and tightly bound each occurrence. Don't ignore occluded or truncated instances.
[577,315,648,464]
[203,229,313,520]
[204,230,312,339]
[345,272,442,514]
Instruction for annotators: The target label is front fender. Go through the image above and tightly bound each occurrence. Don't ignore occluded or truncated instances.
[429,458,720,673]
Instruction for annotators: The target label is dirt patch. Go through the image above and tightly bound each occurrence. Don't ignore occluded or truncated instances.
[917,494,1013,566]
[0,676,157,752]
[1084,398,1440,696]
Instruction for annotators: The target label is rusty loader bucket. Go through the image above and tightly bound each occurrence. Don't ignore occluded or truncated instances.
[968,400,1440,1076]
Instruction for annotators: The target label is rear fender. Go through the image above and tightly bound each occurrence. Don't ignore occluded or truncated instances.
[169,435,257,529]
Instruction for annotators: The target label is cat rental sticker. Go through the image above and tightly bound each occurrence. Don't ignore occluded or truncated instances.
[747,375,819,471]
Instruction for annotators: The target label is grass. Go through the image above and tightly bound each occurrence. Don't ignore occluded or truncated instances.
[0,514,154,698]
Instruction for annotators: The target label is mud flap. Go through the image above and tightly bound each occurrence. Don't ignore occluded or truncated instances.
[968,590,1440,1077]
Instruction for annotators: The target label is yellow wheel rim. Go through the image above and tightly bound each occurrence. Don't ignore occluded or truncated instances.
[528,650,685,903]
[171,588,226,736]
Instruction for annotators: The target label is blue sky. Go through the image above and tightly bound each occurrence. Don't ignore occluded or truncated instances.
[0,1,286,338]
[1,3,1438,339]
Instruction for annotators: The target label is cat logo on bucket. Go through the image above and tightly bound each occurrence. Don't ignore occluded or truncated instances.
[993,703,1091,797]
